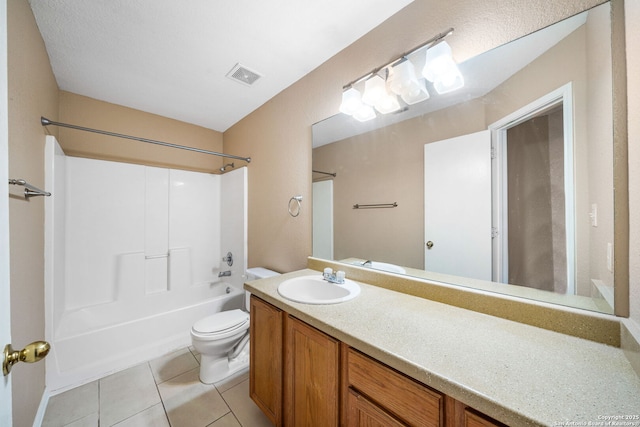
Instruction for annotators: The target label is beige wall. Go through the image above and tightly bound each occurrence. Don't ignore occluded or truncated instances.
[7,0,58,425]
[58,91,225,173]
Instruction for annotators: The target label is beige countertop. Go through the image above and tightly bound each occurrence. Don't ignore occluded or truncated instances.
[244,269,640,427]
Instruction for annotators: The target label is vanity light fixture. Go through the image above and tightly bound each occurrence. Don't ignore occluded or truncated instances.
[338,28,461,120]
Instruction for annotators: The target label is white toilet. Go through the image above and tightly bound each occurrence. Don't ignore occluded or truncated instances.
[191,267,280,384]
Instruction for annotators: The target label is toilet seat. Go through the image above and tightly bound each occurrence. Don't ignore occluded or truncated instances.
[191,309,249,338]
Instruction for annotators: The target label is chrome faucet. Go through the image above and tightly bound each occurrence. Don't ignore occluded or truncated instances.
[323,268,345,284]
[218,270,232,277]
[361,260,372,267]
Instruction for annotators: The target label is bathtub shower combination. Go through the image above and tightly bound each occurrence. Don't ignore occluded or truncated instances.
[44,136,248,392]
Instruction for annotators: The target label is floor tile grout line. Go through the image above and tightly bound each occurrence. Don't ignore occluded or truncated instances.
[152,349,201,386]
[218,379,250,427]
[151,364,172,427]
[97,375,101,427]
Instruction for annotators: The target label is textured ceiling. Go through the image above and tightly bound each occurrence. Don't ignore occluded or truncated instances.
[28,0,413,131]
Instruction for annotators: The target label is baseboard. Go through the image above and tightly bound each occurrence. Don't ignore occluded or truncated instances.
[32,388,50,427]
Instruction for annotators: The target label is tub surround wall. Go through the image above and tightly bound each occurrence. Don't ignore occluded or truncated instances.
[221,167,249,288]
[45,138,247,392]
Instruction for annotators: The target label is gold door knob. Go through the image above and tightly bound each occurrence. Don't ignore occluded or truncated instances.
[3,341,50,376]
[426,241,434,249]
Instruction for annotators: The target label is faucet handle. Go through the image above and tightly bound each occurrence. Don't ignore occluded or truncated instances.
[336,271,346,283]
[323,267,333,277]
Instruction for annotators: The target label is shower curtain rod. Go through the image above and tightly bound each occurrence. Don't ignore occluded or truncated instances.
[40,117,251,163]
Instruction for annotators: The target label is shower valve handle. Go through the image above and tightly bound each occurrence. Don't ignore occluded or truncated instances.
[222,252,233,266]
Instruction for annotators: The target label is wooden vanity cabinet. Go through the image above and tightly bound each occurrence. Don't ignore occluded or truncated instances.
[249,296,284,426]
[250,296,506,427]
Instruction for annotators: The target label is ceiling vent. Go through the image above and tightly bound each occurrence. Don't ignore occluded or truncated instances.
[226,63,262,86]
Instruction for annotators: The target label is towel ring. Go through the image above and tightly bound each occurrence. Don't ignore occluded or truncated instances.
[288,195,302,217]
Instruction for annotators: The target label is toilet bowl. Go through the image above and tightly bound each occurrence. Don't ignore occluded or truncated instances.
[191,267,280,384]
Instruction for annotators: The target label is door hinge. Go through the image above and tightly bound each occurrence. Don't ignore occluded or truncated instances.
[490,146,497,159]
[491,227,499,239]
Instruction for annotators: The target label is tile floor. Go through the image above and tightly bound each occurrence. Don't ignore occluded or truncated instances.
[41,347,273,427]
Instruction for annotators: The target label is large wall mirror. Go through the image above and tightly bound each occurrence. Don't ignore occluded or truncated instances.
[312,1,628,315]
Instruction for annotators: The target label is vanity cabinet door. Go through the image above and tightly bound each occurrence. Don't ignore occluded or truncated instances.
[250,296,284,426]
[346,348,444,427]
[347,388,408,427]
[284,315,340,427]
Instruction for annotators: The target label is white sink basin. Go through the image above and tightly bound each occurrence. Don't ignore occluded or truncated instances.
[277,275,361,304]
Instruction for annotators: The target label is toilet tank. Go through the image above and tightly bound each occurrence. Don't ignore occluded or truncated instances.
[245,267,280,311]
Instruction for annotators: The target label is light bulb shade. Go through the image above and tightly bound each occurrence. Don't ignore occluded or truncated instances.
[352,104,376,122]
[400,79,430,104]
[361,74,387,106]
[390,60,418,96]
[423,41,453,81]
[390,59,430,105]
[339,87,363,115]
[423,40,464,94]
[433,70,464,94]
[374,93,401,114]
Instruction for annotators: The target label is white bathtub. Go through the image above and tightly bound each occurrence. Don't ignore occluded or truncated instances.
[46,283,244,393]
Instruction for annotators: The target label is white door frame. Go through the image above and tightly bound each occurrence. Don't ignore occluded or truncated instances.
[488,83,575,294]
[1,0,13,422]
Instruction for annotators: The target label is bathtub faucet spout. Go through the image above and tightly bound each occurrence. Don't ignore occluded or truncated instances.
[218,270,232,277]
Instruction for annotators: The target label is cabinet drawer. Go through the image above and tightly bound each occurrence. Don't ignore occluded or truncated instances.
[347,348,443,427]
[464,408,506,427]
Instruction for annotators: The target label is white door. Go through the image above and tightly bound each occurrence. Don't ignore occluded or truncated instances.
[424,130,492,281]
[312,180,334,260]
[0,0,13,421]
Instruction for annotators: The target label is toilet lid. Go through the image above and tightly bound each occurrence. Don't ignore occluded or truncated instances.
[193,309,249,334]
